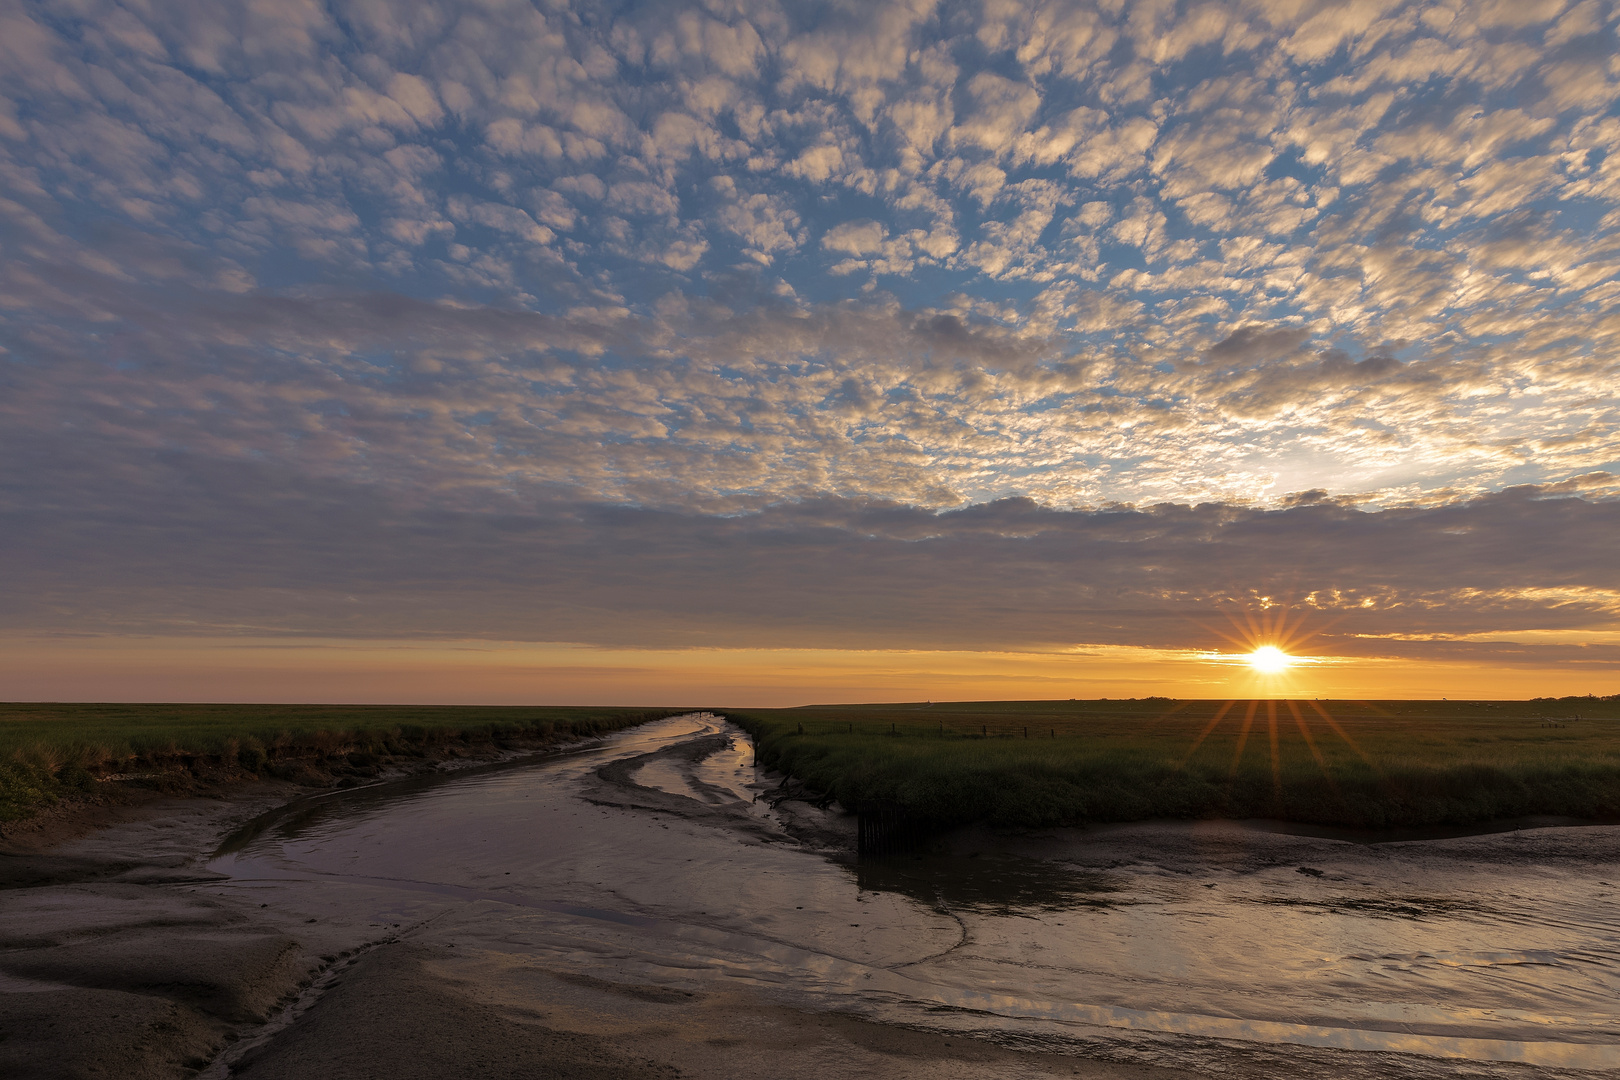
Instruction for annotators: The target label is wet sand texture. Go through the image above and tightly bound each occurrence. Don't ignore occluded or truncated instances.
[230,943,680,1080]
[0,987,220,1080]
[0,882,315,1079]
[2,933,303,1023]
[421,954,1198,1080]
[0,799,321,1080]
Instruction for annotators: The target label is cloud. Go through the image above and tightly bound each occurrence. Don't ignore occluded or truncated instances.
[1206,325,1312,363]
[951,72,1042,157]
[1,242,1614,518]
[1,0,1618,660]
[5,446,1617,664]
[711,180,804,263]
[446,196,553,244]
[821,219,888,256]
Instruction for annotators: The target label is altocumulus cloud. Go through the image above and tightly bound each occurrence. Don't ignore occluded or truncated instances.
[1,0,1618,665]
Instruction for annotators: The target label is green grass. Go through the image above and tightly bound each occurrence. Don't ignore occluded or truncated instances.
[13,697,1620,833]
[0,703,685,822]
[728,696,1620,831]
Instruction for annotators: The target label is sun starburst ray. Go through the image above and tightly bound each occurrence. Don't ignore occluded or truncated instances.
[1307,700,1380,773]
[1176,700,1236,769]
[1267,701,1282,796]
[1287,700,1340,796]
[1229,700,1259,778]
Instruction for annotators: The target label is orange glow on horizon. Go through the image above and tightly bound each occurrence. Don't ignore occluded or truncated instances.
[1,634,1616,706]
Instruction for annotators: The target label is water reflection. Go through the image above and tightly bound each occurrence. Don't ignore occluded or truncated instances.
[214,714,728,857]
[1241,894,1481,918]
[856,852,1118,913]
[206,714,1620,1073]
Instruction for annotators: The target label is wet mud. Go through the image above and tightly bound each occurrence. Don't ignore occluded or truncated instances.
[225,943,681,1080]
[3,714,1619,1078]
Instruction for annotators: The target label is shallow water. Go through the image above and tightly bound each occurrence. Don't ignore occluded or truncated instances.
[209,714,1620,1073]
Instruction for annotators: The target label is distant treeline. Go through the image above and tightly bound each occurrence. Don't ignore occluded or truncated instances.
[729,698,1620,831]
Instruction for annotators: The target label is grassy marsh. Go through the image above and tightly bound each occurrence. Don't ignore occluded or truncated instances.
[730,697,1620,830]
[0,703,683,821]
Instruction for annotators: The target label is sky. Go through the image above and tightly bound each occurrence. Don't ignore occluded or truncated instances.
[2,0,1618,704]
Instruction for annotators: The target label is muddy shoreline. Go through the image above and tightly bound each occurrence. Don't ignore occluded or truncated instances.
[0,718,1161,1080]
[0,717,664,854]
[5,716,1619,1079]
[0,731,667,1079]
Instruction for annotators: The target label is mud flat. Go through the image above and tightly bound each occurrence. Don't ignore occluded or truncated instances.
[4,714,1619,1079]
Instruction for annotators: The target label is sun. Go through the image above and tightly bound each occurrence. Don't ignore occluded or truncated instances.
[1199,603,1330,679]
[1248,645,1293,674]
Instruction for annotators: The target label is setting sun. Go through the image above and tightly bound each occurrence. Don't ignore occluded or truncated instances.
[1248,646,1294,674]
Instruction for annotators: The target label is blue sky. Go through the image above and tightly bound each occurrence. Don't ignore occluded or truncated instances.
[3,0,1619,696]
